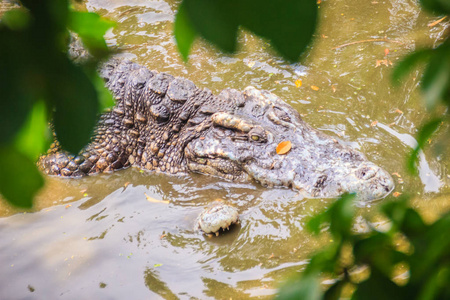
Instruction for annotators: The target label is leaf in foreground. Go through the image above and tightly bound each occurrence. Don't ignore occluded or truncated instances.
[52,57,100,154]
[68,11,115,58]
[407,117,442,174]
[276,273,321,300]
[176,0,317,62]
[174,1,198,62]
[0,146,44,208]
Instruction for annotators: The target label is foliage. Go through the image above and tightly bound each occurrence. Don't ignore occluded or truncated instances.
[278,1,450,299]
[174,0,317,62]
[277,194,450,300]
[392,1,450,174]
[0,0,114,207]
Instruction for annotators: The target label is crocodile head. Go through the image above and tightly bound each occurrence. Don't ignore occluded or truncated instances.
[185,87,394,201]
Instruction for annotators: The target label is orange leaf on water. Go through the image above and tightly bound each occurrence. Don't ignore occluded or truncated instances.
[276,141,292,155]
[384,48,389,56]
[393,192,402,197]
[370,120,378,127]
[311,85,319,91]
[295,79,302,88]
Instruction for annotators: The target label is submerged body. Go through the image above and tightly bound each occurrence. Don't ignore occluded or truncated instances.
[39,58,394,201]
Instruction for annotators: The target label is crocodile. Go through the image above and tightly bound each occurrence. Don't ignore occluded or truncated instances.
[39,57,394,202]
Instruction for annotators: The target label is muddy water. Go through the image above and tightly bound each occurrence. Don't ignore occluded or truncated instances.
[1,0,449,299]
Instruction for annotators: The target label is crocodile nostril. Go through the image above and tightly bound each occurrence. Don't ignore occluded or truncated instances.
[355,166,376,180]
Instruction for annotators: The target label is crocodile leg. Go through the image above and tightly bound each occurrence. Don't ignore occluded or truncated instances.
[38,110,131,177]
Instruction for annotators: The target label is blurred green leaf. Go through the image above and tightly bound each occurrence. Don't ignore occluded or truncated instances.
[329,193,356,239]
[421,51,450,110]
[416,264,446,300]
[52,57,99,154]
[68,11,115,58]
[21,0,69,35]
[238,0,317,62]
[0,31,35,145]
[305,244,341,274]
[400,208,427,237]
[307,193,356,238]
[14,101,51,161]
[0,146,44,208]
[323,279,346,300]
[307,209,330,235]
[276,272,322,300]
[382,196,410,226]
[183,0,238,53]
[174,1,197,62]
[352,268,402,300]
[420,0,450,15]
[392,49,432,85]
[176,0,317,62]
[353,233,407,277]
[407,117,443,174]
[88,71,115,111]
[1,9,31,31]
[409,213,450,283]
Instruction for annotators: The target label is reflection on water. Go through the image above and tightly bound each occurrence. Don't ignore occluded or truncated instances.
[1,0,449,298]
[377,122,442,192]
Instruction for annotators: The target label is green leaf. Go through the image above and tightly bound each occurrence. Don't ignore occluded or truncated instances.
[178,0,317,62]
[420,0,450,14]
[1,9,31,31]
[352,268,403,300]
[14,101,51,161]
[353,233,407,277]
[421,52,450,110]
[0,146,44,208]
[174,1,198,62]
[416,266,448,300]
[276,272,322,300]
[307,193,356,239]
[400,208,427,237]
[324,279,347,300]
[0,31,35,146]
[183,0,238,53]
[307,209,329,235]
[382,196,414,229]
[305,244,341,274]
[68,11,115,58]
[88,71,115,111]
[407,117,443,174]
[329,193,356,239]
[51,58,100,154]
[409,213,450,283]
[238,0,317,62]
[391,49,432,85]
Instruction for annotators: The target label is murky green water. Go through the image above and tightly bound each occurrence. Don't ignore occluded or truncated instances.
[1,0,449,299]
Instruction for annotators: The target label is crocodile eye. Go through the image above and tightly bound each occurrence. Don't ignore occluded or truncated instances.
[248,127,267,143]
[197,158,207,164]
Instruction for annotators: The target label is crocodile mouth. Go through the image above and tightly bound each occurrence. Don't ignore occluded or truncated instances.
[184,147,252,182]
